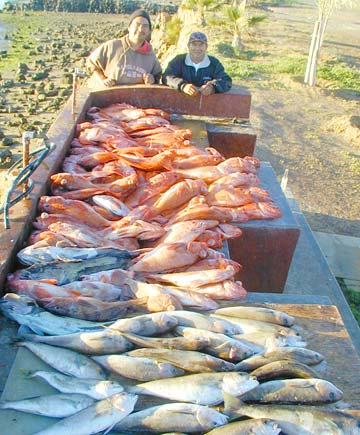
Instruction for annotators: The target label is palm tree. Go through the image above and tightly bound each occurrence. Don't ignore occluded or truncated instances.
[182,0,223,25]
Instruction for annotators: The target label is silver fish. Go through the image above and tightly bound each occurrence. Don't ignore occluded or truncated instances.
[250,360,319,381]
[32,392,138,435]
[19,341,106,379]
[224,398,360,435]
[12,250,137,285]
[241,378,343,404]
[129,372,259,405]
[127,348,236,373]
[114,403,228,433]
[169,311,239,335]
[30,370,124,400]
[93,354,185,381]
[0,393,94,418]
[20,329,134,355]
[109,312,178,336]
[121,331,209,351]
[0,293,106,335]
[92,195,130,217]
[211,314,300,336]
[233,332,307,352]
[16,246,133,266]
[214,306,295,327]
[236,347,324,371]
[176,326,255,361]
[205,418,281,435]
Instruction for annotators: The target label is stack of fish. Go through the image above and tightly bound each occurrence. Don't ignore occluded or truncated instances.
[5,102,283,316]
[1,296,359,434]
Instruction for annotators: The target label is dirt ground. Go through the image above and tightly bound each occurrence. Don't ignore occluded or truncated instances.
[244,0,360,237]
[0,1,359,237]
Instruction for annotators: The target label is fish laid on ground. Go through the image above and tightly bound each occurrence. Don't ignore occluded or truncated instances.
[108,312,178,336]
[0,393,95,418]
[19,341,106,379]
[224,398,360,435]
[32,392,138,435]
[240,378,343,404]
[205,418,281,435]
[129,372,258,406]
[30,371,124,400]
[236,347,324,371]
[16,246,132,266]
[214,306,295,327]
[121,331,209,351]
[10,249,137,285]
[124,275,218,311]
[92,354,185,381]
[169,311,239,335]
[114,403,228,433]
[130,242,209,273]
[233,332,307,351]
[0,293,106,335]
[250,360,319,381]
[40,295,143,321]
[211,314,300,336]
[147,266,237,289]
[20,329,134,355]
[127,348,236,373]
[176,326,254,361]
[62,280,124,302]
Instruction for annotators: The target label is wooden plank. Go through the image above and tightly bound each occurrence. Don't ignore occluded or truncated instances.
[1,303,360,435]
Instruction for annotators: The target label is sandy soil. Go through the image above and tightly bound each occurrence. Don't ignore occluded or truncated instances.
[244,0,360,237]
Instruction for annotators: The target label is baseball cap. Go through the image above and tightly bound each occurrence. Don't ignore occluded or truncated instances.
[188,32,207,44]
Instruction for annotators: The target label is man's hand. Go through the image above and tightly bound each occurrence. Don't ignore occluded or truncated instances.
[102,78,116,87]
[182,83,199,96]
[199,83,215,96]
[143,73,155,85]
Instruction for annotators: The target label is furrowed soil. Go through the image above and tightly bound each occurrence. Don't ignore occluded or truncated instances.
[0,0,359,236]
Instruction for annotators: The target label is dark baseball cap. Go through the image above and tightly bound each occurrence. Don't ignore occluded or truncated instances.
[188,32,207,44]
[128,9,152,30]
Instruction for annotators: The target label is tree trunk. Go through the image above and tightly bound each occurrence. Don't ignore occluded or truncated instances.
[304,20,319,85]
[232,32,244,52]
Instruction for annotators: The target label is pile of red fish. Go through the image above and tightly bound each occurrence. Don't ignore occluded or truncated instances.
[7,103,282,320]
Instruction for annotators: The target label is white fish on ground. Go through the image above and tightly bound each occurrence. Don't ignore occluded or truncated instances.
[236,347,324,371]
[127,348,236,373]
[233,332,307,352]
[92,354,185,381]
[169,311,239,335]
[211,314,301,337]
[16,246,131,266]
[128,372,259,406]
[240,378,343,404]
[18,341,106,379]
[92,195,130,217]
[214,306,295,327]
[20,329,134,355]
[108,312,178,336]
[32,392,138,435]
[0,393,95,418]
[114,402,228,433]
[176,326,255,361]
[205,418,281,435]
[30,371,124,400]
[0,293,106,335]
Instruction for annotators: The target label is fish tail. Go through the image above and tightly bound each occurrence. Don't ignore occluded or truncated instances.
[223,391,246,420]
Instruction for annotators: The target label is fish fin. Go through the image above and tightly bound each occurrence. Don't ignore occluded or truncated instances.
[223,390,245,420]
[18,324,44,336]
[38,278,59,285]
[102,423,117,435]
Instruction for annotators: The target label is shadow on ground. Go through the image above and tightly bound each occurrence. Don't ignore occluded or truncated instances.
[304,212,360,237]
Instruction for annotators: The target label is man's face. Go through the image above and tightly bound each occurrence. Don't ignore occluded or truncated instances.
[128,16,151,45]
[188,40,207,63]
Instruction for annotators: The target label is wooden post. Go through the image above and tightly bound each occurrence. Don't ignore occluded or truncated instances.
[22,131,34,191]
